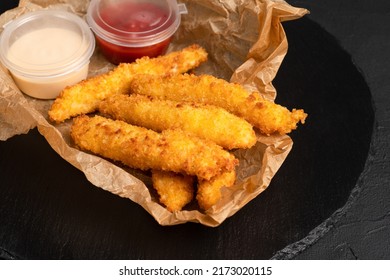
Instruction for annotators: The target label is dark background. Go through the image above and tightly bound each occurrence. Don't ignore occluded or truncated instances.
[0,0,389,259]
[284,0,390,259]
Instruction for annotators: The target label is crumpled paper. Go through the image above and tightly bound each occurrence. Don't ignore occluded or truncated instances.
[0,0,308,226]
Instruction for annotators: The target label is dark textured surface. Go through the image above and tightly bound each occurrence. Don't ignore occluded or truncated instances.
[0,0,388,259]
[284,0,390,260]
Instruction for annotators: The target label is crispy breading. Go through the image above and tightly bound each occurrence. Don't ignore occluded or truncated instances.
[196,169,236,211]
[152,170,195,212]
[48,44,208,123]
[70,115,238,180]
[98,93,257,150]
[129,73,307,135]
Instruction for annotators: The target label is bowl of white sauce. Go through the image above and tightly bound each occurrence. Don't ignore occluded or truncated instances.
[0,10,95,99]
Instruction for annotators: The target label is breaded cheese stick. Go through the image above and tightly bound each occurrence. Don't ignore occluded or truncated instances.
[49,45,208,123]
[71,115,238,180]
[151,170,195,212]
[196,169,236,211]
[129,73,307,135]
[99,94,257,150]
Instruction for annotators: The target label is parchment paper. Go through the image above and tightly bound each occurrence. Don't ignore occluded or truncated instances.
[0,0,308,226]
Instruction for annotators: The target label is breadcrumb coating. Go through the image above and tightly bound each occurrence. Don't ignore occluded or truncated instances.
[99,94,257,150]
[129,73,307,135]
[152,170,195,212]
[196,169,236,211]
[70,115,238,180]
[48,44,208,123]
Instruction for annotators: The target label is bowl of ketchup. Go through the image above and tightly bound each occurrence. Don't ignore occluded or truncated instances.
[87,0,187,64]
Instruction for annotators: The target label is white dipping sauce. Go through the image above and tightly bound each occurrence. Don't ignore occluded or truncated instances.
[8,28,83,66]
[6,28,88,99]
[0,10,95,100]
[9,63,89,100]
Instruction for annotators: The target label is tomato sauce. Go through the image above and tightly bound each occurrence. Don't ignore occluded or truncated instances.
[94,2,173,64]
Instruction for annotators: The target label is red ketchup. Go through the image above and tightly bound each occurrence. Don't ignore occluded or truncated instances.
[87,0,183,64]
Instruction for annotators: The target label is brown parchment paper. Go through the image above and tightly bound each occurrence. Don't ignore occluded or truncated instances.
[0,0,308,227]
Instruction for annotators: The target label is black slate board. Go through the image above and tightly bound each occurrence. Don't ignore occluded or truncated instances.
[0,3,375,259]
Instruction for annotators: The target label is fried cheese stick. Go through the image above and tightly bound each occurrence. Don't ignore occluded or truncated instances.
[196,169,236,211]
[49,45,208,123]
[129,73,307,135]
[99,94,257,150]
[71,115,238,180]
[151,170,195,212]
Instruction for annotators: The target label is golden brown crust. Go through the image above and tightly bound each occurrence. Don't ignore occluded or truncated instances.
[129,73,307,135]
[99,93,257,150]
[152,170,195,212]
[196,169,237,210]
[49,43,308,213]
[70,115,238,180]
[48,44,208,123]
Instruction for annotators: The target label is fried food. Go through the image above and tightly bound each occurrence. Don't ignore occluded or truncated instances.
[129,73,307,135]
[71,115,238,180]
[196,169,236,211]
[99,93,257,150]
[48,44,208,123]
[152,170,195,212]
